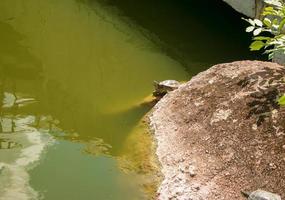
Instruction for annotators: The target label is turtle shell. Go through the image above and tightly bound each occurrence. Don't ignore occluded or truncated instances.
[158,80,180,88]
[153,80,180,97]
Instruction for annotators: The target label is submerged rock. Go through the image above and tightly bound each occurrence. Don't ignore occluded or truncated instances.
[150,61,285,200]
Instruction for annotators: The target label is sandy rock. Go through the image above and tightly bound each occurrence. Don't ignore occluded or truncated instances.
[150,61,285,200]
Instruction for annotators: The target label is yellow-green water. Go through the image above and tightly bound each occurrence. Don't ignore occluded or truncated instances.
[0,0,261,200]
[0,0,187,199]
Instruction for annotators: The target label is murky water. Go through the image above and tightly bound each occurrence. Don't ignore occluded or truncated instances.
[0,0,261,200]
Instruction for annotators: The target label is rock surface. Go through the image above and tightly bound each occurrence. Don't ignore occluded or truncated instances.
[150,61,285,200]
[222,0,257,18]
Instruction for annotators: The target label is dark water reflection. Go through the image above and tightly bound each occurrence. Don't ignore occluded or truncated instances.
[95,0,266,73]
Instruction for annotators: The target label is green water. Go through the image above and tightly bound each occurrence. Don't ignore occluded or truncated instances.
[0,0,261,200]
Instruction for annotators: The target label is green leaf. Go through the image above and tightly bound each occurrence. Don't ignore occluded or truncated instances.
[253,36,271,41]
[278,18,285,31]
[254,19,263,27]
[253,28,263,36]
[250,41,265,51]
[273,18,279,25]
[264,49,275,54]
[264,6,274,11]
[263,6,279,16]
[248,18,255,26]
[246,26,255,32]
[244,0,285,59]
[278,95,285,105]
[264,0,283,7]
[263,18,272,27]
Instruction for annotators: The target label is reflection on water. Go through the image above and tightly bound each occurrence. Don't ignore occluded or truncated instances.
[96,0,266,73]
[0,0,187,199]
[0,138,21,149]
[0,107,54,200]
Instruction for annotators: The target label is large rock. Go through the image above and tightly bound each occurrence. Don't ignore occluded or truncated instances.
[150,61,285,200]
[222,0,257,17]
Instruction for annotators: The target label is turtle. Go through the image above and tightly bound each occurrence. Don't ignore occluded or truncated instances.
[241,189,281,200]
[153,80,180,98]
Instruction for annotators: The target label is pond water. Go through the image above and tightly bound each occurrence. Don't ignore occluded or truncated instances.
[0,0,262,200]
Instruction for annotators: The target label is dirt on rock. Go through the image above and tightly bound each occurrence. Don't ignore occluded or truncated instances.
[150,61,285,200]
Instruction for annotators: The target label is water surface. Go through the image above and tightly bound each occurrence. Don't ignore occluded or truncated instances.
[0,0,188,199]
[0,0,261,199]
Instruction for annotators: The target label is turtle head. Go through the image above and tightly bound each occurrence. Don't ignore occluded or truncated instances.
[241,191,250,198]
[153,80,160,88]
